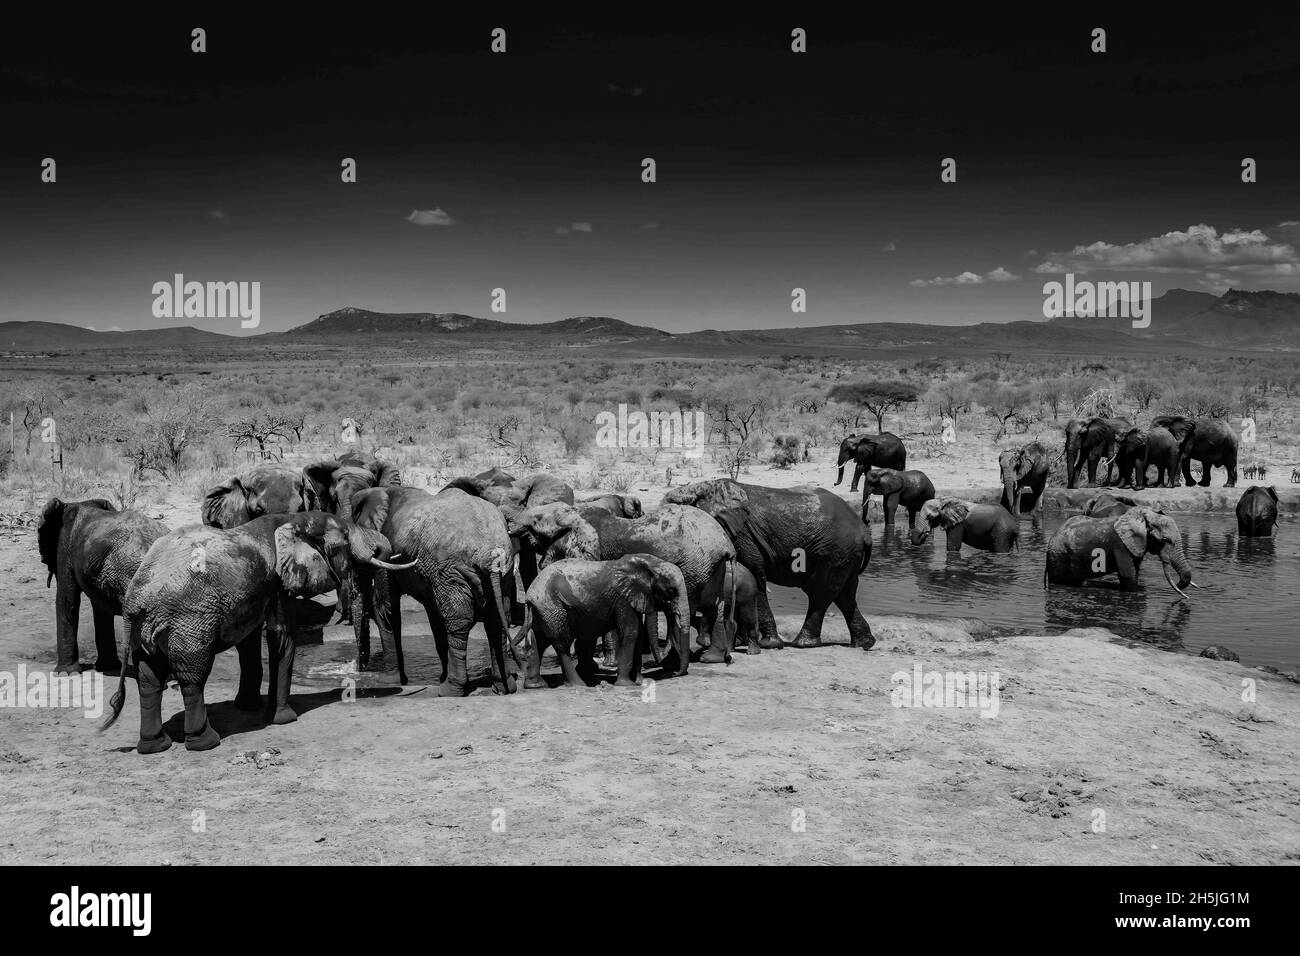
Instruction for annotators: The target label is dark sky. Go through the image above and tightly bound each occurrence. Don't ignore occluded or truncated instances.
[2,12,1298,334]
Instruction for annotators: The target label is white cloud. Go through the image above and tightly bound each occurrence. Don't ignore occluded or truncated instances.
[910,267,1019,287]
[208,209,229,224]
[556,222,593,235]
[882,240,897,253]
[571,222,593,233]
[986,267,1019,282]
[1034,223,1299,277]
[406,208,456,226]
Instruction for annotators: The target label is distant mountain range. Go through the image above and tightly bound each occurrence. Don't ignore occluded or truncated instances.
[3,289,1298,355]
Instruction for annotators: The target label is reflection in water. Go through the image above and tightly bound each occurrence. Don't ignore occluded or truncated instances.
[778,512,1297,670]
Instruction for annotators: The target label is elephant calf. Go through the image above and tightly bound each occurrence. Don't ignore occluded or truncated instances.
[861,468,935,527]
[37,498,168,674]
[1236,485,1279,537]
[697,561,760,657]
[910,498,1018,553]
[516,554,691,688]
[1045,507,1196,595]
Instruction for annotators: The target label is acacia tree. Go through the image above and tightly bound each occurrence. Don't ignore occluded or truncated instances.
[827,381,919,433]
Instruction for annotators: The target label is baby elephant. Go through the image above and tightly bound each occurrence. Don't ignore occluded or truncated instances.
[910,498,1019,553]
[696,561,761,660]
[1236,485,1279,537]
[861,468,936,527]
[516,554,692,688]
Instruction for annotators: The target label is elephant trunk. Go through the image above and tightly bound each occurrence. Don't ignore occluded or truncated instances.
[1160,544,1194,594]
[645,606,661,664]
[669,592,692,672]
[1003,471,1018,516]
[488,553,521,685]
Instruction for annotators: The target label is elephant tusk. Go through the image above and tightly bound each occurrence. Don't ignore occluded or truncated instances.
[369,556,417,571]
[1161,563,1190,600]
[1188,581,1205,589]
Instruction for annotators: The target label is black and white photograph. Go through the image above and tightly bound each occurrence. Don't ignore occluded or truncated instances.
[0,11,1296,904]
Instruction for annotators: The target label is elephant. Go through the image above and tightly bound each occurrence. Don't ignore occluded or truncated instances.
[1081,492,1139,519]
[860,468,935,527]
[201,462,316,528]
[349,486,520,695]
[998,441,1050,515]
[37,498,168,674]
[302,453,403,623]
[697,560,761,655]
[909,498,1019,553]
[1236,485,1279,537]
[100,512,412,753]
[1045,507,1196,595]
[1065,417,1132,488]
[513,554,692,688]
[1150,416,1239,487]
[1115,426,1181,489]
[663,479,874,652]
[507,502,734,669]
[835,433,907,492]
[576,493,643,518]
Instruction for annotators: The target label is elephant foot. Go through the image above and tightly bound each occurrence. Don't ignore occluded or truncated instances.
[788,634,823,648]
[184,722,221,752]
[270,706,297,725]
[746,643,761,655]
[699,646,729,664]
[137,732,172,755]
[523,675,547,690]
[94,658,122,675]
[1226,482,1236,488]
[757,635,784,649]
[55,662,84,675]
[614,676,640,688]
[852,633,877,651]
[234,692,263,712]
[430,681,469,698]
[492,675,517,695]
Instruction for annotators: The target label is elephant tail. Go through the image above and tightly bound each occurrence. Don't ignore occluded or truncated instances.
[99,613,138,733]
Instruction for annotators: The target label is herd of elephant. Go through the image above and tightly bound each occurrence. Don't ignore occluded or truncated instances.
[38,413,1279,755]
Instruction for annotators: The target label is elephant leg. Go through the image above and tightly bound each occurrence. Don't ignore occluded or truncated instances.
[1226,462,1238,488]
[753,575,783,648]
[54,579,83,674]
[788,590,832,648]
[883,493,899,527]
[524,621,548,689]
[1198,461,1211,487]
[555,637,586,687]
[91,603,121,673]
[180,657,220,751]
[234,634,263,711]
[835,579,875,650]
[699,602,731,664]
[601,630,618,670]
[430,603,472,698]
[849,462,864,493]
[614,614,641,687]
[263,620,298,725]
[136,655,171,754]
[482,598,516,696]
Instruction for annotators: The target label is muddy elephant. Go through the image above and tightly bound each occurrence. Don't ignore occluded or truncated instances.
[860,468,935,527]
[835,433,907,492]
[508,502,734,669]
[910,498,1018,553]
[100,512,411,753]
[1081,492,1139,519]
[1150,416,1239,488]
[663,479,874,652]
[1065,417,1132,488]
[37,498,168,674]
[201,462,316,528]
[350,486,520,695]
[999,441,1050,515]
[1236,486,1279,537]
[1115,426,1181,489]
[576,493,643,518]
[1045,507,1196,595]
[697,560,761,655]
[515,554,691,688]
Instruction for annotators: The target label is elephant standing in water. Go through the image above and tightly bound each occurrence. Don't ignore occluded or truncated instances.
[910,498,1019,553]
[664,479,874,652]
[514,554,692,688]
[998,442,1050,515]
[349,486,519,695]
[1236,486,1279,537]
[860,467,935,528]
[1082,492,1139,519]
[101,513,412,753]
[508,503,733,669]
[835,433,907,492]
[38,498,168,674]
[1064,417,1132,488]
[1150,416,1239,488]
[1045,507,1196,595]
[1115,426,1181,489]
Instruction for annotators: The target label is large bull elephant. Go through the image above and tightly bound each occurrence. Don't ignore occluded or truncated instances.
[998,441,1050,515]
[1045,507,1197,595]
[514,554,692,688]
[349,486,519,695]
[1115,426,1181,489]
[1065,417,1132,488]
[37,498,168,674]
[663,479,874,651]
[1236,486,1279,537]
[835,433,907,492]
[1151,416,1239,488]
[100,512,412,753]
[507,503,734,668]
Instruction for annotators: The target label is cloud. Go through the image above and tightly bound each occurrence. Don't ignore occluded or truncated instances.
[406,208,456,226]
[882,240,897,253]
[556,221,593,235]
[208,209,229,224]
[1034,223,1299,278]
[909,267,1019,287]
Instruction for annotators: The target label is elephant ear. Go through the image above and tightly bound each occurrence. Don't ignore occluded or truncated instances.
[351,488,390,531]
[614,557,656,614]
[624,495,643,518]
[1266,486,1278,502]
[443,476,484,497]
[303,459,343,509]
[202,476,252,528]
[370,459,402,487]
[711,506,749,548]
[274,522,337,598]
[936,499,969,529]
[37,497,66,583]
[1113,509,1150,558]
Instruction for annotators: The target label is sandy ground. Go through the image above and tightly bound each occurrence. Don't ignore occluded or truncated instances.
[2,462,1298,864]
